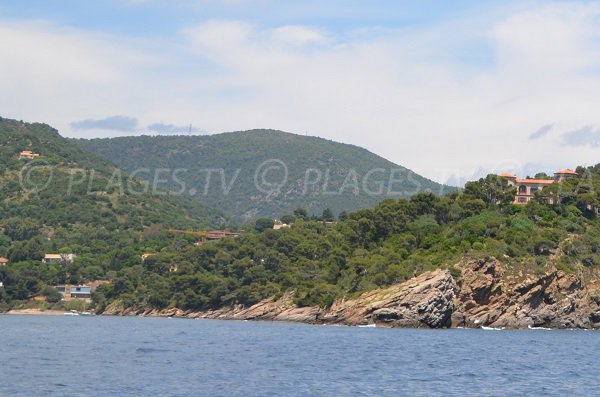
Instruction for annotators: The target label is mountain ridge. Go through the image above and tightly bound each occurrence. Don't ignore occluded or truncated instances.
[74,129,453,221]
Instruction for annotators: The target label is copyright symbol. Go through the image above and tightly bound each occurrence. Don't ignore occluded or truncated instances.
[19,160,53,193]
[254,159,288,194]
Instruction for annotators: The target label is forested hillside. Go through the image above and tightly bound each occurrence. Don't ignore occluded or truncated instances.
[0,117,221,306]
[88,169,600,312]
[74,130,452,221]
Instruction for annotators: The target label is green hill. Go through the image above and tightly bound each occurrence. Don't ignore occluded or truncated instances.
[0,116,226,305]
[0,117,222,230]
[74,130,452,221]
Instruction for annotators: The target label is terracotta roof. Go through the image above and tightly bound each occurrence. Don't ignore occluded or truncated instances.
[499,173,517,178]
[554,169,578,175]
[44,254,62,259]
[516,179,555,184]
[0,257,9,263]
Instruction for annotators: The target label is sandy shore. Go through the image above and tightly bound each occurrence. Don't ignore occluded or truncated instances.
[4,308,65,316]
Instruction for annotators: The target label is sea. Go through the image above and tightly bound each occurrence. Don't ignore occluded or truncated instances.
[0,315,598,397]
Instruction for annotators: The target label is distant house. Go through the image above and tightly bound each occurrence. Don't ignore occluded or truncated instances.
[42,253,76,264]
[0,257,8,266]
[500,168,579,205]
[19,150,40,160]
[54,284,92,300]
[141,253,154,261]
[0,281,3,288]
[54,281,110,301]
[273,223,290,230]
[42,254,62,263]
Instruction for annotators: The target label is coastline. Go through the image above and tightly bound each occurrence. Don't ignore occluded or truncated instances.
[98,257,600,331]
[4,308,65,316]
[6,257,600,330]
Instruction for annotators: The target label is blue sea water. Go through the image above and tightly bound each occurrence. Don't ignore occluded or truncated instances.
[0,316,598,397]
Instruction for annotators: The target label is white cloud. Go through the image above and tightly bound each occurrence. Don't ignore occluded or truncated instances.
[2,3,600,184]
[271,25,330,46]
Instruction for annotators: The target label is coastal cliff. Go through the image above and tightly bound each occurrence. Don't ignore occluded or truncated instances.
[101,257,600,330]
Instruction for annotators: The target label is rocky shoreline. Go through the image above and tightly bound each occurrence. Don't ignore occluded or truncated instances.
[100,258,600,330]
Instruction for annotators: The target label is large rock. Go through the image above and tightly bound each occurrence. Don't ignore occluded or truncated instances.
[452,257,600,329]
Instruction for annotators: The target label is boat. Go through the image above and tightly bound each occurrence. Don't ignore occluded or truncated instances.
[64,310,80,316]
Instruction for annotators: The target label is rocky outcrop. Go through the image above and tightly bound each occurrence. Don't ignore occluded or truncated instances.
[452,258,600,329]
[102,269,457,328]
[320,270,456,328]
[101,257,600,330]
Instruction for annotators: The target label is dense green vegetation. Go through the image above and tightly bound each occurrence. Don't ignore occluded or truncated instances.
[0,117,222,309]
[74,130,452,222]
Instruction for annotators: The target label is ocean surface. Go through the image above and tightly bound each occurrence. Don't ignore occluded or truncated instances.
[0,316,599,397]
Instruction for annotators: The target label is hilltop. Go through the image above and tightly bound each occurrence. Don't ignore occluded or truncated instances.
[0,117,221,231]
[74,130,452,221]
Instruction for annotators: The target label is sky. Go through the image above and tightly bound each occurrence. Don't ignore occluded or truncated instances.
[1,0,600,185]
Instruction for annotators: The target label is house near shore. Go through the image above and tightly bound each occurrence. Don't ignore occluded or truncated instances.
[53,281,110,301]
[500,169,578,205]
[54,285,92,300]
[19,150,40,160]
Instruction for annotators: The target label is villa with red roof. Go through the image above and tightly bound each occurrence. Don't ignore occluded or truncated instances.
[500,169,578,204]
[19,150,40,160]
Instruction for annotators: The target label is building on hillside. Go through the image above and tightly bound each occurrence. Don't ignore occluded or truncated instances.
[0,281,3,288]
[141,253,154,261]
[19,150,40,160]
[554,169,579,181]
[54,284,92,300]
[42,253,76,264]
[43,254,62,263]
[273,222,291,230]
[499,168,578,205]
[54,280,111,301]
[0,257,9,266]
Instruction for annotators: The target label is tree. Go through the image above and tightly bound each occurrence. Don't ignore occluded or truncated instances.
[280,214,295,225]
[322,208,335,221]
[42,286,62,303]
[534,172,551,179]
[3,217,41,241]
[255,218,275,232]
[338,211,348,221]
[293,208,308,221]
[464,174,516,207]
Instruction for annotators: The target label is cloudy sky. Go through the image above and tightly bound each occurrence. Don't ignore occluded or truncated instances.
[1,0,600,185]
